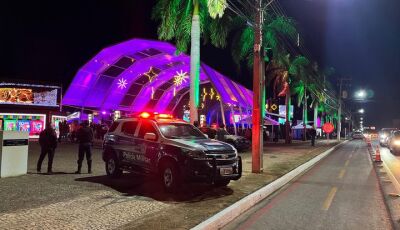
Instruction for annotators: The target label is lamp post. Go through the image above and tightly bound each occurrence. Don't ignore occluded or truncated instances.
[355,90,367,100]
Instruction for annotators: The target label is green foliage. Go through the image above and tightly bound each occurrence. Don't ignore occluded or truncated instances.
[207,0,227,19]
[152,0,229,53]
[292,80,305,107]
[231,14,296,67]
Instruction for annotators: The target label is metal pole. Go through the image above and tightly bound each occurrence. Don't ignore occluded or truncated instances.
[60,84,63,112]
[219,99,226,129]
[239,106,245,130]
[252,0,263,173]
[285,86,291,143]
[337,79,342,141]
[303,87,307,141]
[231,105,237,136]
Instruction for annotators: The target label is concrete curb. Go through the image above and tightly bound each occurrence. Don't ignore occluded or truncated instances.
[369,144,399,230]
[192,141,348,230]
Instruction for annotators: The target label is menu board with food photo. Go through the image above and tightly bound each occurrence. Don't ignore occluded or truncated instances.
[0,88,33,104]
[0,87,58,107]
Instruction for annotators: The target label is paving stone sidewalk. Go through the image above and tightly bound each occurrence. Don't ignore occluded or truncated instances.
[0,140,339,230]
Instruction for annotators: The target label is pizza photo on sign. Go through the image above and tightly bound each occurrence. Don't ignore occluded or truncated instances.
[0,88,33,104]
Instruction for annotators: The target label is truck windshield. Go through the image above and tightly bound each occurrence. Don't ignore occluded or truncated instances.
[159,123,206,139]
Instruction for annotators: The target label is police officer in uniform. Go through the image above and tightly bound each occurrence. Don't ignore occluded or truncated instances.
[75,121,94,174]
[216,124,227,142]
[37,123,58,174]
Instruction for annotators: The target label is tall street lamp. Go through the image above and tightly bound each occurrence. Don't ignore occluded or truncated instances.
[355,89,367,100]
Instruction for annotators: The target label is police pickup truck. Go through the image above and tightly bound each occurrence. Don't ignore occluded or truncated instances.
[102,112,242,192]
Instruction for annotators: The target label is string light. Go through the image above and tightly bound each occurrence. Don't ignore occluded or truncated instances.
[144,67,159,82]
[202,88,208,102]
[117,78,128,89]
[172,70,188,98]
[173,70,188,86]
[210,88,215,100]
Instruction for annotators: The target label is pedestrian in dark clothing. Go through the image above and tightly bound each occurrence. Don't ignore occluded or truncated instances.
[216,124,227,142]
[37,123,58,174]
[245,128,252,140]
[75,121,94,174]
[310,126,317,146]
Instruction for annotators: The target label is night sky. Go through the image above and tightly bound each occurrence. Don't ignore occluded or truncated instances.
[0,0,399,127]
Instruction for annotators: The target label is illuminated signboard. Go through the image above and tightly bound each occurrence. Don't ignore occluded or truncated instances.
[278,105,294,124]
[0,82,60,107]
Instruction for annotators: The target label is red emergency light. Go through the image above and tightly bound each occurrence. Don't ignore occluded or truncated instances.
[138,112,173,119]
[139,112,151,118]
[157,113,173,119]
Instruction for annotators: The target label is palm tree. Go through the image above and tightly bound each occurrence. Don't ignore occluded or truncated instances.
[207,0,227,19]
[230,15,297,69]
[230,14,296,129]
[289,56,310,141]
[152,0,229,123]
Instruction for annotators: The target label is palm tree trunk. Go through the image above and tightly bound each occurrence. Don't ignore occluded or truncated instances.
[285,86,291,144]
[313,102,319,128]
[303,87,307,141]
[189,0,200,123]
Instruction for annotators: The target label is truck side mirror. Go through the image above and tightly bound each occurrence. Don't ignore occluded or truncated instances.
[144,133,157,141]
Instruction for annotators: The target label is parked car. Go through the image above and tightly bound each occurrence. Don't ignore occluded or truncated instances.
[352,131,364,139]
[388,131,400,154]
[199,127,250,152]
[379,128,397,146]
[102,112,242,192]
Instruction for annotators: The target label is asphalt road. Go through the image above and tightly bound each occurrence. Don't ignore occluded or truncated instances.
[379,142,400,187]
[224,140,392,230]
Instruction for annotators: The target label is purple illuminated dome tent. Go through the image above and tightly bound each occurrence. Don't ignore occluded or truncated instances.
[63,38,253,121]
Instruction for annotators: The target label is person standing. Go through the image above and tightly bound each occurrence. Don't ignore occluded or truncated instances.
[37,123,58,174]
[310,126,317,147]
[75,121,94,174]
[216,124,226,142]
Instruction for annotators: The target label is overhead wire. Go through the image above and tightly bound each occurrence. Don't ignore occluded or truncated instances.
[222,0,339,108]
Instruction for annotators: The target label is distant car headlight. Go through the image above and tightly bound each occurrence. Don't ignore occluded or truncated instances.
[394,140,400,146]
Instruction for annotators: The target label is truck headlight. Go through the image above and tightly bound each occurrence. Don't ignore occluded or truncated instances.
[182,149,206,159]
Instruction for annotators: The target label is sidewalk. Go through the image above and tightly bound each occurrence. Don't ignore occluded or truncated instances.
[0,140,339,230]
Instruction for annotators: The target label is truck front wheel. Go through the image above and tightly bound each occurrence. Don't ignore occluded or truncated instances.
[105,154,123,178]
[160,161,181,193]
[214,179,230,187]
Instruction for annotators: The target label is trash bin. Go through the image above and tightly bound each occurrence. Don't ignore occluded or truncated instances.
[0,131,29,178]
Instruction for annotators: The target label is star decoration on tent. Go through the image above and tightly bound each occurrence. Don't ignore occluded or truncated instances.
[117,78,128,89]
[144,67,160,82]
[173,70,188,86]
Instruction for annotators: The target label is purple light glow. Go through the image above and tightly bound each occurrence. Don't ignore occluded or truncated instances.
[63,38,253,114]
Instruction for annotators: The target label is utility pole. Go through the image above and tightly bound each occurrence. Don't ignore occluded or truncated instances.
[252,0,264,173]
[337,78,351,141]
